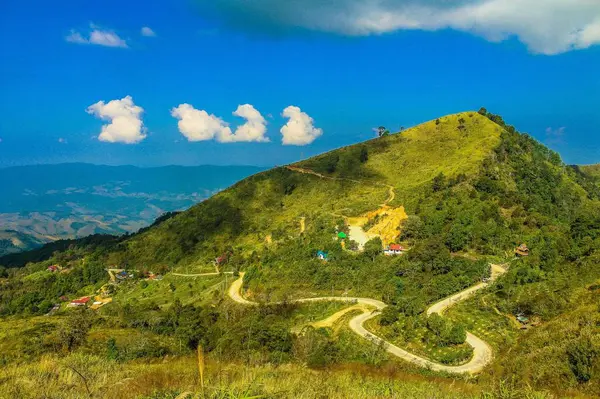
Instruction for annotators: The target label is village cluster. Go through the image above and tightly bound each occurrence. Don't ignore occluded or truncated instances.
[44,264,163,315]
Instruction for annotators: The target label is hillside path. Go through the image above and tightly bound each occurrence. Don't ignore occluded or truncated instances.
[173,264,234,277]
[228,264,507,374]
[285,166,395,206]
[285,165,397,248]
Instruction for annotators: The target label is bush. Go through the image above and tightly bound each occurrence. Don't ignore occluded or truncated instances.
[445,324,466,345]
[379,307,399,326]
[59,308,94,352]
[295,328,339,369]
[567,337,597,383]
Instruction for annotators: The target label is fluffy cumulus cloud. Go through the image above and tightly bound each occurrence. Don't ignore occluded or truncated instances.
[86,96,146,144]
[222,104,269,143]
[280,106,322,146]
[171,104,269,143]
[66,24,128,48]
[171,104,231,142]
[141,27,156,37]
[200,0,600,54]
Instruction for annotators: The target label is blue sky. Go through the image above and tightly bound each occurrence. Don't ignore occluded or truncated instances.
[0,0,599,167]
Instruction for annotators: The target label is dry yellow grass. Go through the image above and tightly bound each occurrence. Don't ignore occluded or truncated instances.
[0,353,489,399]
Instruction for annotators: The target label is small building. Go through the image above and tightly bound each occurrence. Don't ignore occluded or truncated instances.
[145,272,164,281]
[337,232,347,240]
[384,244,404,256]
[317,250,329,261]
[515,243,529,257]
[215,253,229,266]
[47,265,60,272]
[115,271,130,280]
[68,296,91,307]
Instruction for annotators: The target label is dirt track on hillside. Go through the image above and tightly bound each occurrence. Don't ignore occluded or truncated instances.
[285,166,404,247]
[228,264,508,374]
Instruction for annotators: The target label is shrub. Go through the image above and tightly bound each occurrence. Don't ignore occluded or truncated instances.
[379,307,399,326]
[567,337,597,383]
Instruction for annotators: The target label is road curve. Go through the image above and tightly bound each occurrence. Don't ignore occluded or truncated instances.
[173,271,234,277]
[228,264,507,374]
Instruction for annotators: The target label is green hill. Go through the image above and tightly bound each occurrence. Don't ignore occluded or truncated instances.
[0,230,45,256]
[96,111,504,268]
[2,110,600,398]
[579,163,600,179]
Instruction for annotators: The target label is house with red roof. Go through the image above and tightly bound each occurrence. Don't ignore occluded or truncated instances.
[68,296,91,307]
[384,244,405,256]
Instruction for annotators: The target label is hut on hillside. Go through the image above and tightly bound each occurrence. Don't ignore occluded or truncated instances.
[68,296,91,307]
[515,243,529,257]
[317,250,329,261]
[384,244,405,256]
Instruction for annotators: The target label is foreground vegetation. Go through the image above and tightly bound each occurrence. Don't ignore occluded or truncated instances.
[2,352,556,399]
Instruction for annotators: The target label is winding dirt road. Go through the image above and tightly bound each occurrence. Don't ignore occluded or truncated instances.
[228,264,507,374]
[223,166,506,373]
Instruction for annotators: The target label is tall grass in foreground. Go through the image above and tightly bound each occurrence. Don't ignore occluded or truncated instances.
[198,345,205,395]
[0,354,557,399]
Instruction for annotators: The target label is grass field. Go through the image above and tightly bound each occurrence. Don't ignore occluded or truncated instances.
[111,274,226,309]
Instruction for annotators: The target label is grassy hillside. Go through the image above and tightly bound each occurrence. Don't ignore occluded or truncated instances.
[579,163,600,179]
[0,230,45,256]
[2,110,600,398]
[108,112,503,269]
[299,112,502,209]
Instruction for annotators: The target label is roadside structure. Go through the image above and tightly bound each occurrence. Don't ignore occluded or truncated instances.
[384,244,404,256]
[68,296,90,307]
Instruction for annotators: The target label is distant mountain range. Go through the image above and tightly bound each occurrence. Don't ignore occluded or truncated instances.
[0,163,266,256]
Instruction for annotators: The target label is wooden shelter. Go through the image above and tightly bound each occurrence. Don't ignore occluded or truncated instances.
[515,243,529,257]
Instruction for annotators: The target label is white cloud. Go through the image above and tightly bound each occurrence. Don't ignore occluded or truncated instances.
[65,30,88,44]
[221,104,269,143]
[171,104,232,142]
[141,27,156,37]
[66,24,128,48]
[204,0,600,54]
[280,106,322,146]
[171,103,269,143]
[86,96,146,144]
